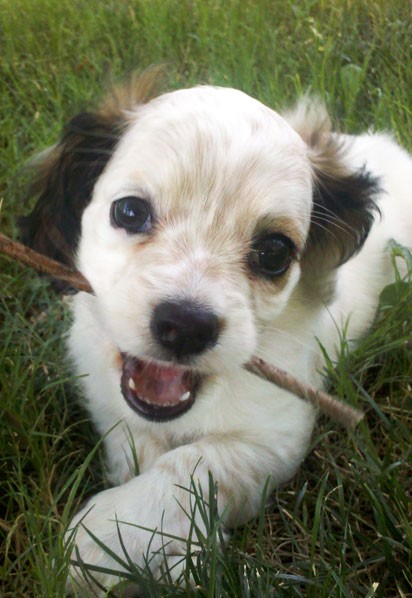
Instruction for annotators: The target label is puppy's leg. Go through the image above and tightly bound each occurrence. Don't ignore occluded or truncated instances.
[102,427,171,485]
[66,408,313,595]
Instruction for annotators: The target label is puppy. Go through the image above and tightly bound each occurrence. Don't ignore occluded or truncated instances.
[20,71,412,594]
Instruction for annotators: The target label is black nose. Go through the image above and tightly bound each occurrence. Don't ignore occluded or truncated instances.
[151,300,220,358]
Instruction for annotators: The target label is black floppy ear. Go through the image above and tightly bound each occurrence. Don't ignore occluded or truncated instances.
[285,100,380,272]
[19,67,166,270]
[19,111,121,268]
[307,150,380,269]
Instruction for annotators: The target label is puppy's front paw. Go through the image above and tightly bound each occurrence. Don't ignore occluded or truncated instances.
[64,472,225,596]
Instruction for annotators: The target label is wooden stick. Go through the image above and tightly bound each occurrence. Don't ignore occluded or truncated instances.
[244,357,364,429]
[0,233,93,293]
[0,232,364,429]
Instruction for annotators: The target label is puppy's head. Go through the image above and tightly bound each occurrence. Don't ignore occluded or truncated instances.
[20,73,379,421]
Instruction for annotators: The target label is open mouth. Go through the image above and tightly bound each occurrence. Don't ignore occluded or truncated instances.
[120,354,201,422]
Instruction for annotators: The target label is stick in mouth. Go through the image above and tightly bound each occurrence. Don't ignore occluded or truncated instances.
[0,232,364,429]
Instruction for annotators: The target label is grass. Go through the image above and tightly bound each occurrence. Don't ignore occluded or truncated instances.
[0,0,411,595]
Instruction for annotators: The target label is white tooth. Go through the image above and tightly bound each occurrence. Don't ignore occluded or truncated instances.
[128,378,136,390]
[179,391,191,402]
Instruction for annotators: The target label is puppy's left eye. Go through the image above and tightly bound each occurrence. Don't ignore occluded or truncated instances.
[110,196,151,233]
[249,234,295,277]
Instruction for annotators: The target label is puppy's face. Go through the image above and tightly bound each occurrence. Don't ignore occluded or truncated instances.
[75,88,312,419]
[20,78,378,422]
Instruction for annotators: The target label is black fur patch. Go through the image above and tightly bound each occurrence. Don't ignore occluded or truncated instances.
[306,166,381,268]
[19,111,123,269]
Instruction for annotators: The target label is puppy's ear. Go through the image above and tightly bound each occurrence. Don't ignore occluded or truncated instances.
[285,101,380,274]
[19,67,166,269]
[19,111,121,268]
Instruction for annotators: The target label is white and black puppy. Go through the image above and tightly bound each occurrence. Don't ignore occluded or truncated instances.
[20,72,412,594]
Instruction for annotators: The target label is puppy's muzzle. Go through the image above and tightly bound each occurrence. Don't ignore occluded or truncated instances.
[119,300,220,422]
[151,300,220,359]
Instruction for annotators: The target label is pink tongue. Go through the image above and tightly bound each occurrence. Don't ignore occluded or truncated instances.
[123,357,192,406]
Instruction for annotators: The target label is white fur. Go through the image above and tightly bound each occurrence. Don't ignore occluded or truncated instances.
[63,86,412,594]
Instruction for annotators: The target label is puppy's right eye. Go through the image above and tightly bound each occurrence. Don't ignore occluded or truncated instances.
[110,196,152,233]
